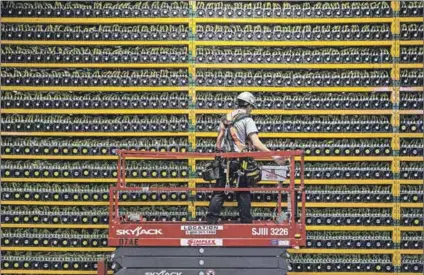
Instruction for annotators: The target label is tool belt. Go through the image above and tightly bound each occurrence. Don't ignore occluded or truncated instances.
[202,157,224,182]
[202,156,261,187]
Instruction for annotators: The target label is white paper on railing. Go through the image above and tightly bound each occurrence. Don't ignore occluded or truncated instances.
[260,165,289,181]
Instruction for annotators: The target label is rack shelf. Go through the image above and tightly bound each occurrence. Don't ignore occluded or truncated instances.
[398,133,424,138]
[399,203,424,208]
[400,87,424,92]
[195,86,392,92]
[398,110,424,115]
[195,18,394,24]
[1,109,190,115]
[195,41,394,47]
[400,250,424,255]
[399,180,424,185]
[195,109,394,115]
[399,17,424,23]
[0,132,190,137]
[0,86,189,92]
[398,64,424,69]
[1,178,189,183]
[306,225,395,231]
[195,63,394,69]
[1,40,190,46]
[399,157,424,162]
[288,248,395,254]
[399,40,424,46]
[196,132,395,138]
[1,17,190,24]
[0,155,119,160]
[399,226,424,231]
[0,155,190,160]
[1,201,191,206]
[1,63,190,68]
[0,246,114,252]
[0,224,108,229]
[0,271,110,275]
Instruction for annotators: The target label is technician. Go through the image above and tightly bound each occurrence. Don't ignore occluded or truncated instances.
[206,92,286,224]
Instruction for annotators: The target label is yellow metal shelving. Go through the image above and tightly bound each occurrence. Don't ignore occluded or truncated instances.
[1,40,190,46]
[1,17,190,24]
[399,110,424,115]
[196,132,395,138]
[399,180,424,185]
[399,156,424,161]
[0,201,191,206]
[400,87,424,92]
[398,133,424,138]
[195,86,393,92]
[399,226,424,231]
[1,109,190,115]
[399,17,424,23]
[0,224,108,229]
[0,246,114,252]
[0,155,188,160]
[305,202,394,208]
[1,63,190,68]
[0,132,190,137]
[195,41,394,47]
[195,18,394,24]
[195,109,394,115]
[2,132,395,138]
[4,108,395,115]
[400,249,424,255]
[0,271,111,275]
[399,203,424,208]
[0,86,189,92]
[399,40,424,46]
[398,64,424,69]
[196,63,393,69]
[306,225,395,231]
[1,178,188,183]
[288,248,395,254]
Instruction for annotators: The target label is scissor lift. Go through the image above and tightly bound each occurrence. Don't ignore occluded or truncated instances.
[100,150,306,275]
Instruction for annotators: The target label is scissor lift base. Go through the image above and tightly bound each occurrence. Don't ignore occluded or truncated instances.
[113,247,288,275]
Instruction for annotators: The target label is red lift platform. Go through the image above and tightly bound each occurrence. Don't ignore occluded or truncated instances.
[102,150,306,275]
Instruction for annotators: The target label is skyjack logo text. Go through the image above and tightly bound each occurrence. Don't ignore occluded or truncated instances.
[116,227,163,236]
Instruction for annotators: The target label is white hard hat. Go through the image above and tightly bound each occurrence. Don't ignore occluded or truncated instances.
[237,92,256,108]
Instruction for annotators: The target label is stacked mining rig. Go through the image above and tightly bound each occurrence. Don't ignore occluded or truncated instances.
[0,1,423,275]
